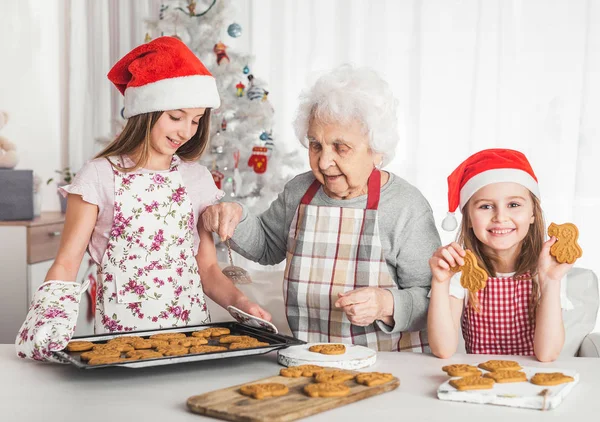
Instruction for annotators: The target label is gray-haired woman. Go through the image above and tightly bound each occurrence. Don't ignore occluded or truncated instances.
[202,65,441,352]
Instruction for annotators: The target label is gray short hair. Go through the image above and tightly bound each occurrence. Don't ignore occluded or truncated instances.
[293,64,400,166]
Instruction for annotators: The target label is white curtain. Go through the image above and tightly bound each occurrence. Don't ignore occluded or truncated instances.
[247,0,600,328]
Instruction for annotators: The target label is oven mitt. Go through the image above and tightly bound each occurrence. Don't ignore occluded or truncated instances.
[15,280,89,363]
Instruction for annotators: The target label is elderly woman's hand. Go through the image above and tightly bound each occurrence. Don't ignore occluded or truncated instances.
[202,202,243,241]
[232,296,273,322]
[334,287,394,327]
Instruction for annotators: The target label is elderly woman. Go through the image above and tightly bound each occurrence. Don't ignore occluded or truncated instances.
[203,65,441,352]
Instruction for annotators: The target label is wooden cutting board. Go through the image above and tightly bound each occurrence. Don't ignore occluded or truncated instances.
[187,371,399,422]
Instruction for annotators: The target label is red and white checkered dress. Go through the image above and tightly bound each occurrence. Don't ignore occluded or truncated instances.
[461,273,535,355]
[283,170,427,352]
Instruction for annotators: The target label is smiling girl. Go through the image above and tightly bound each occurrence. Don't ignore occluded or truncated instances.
[427,149,573,362]
[16,37,269,362]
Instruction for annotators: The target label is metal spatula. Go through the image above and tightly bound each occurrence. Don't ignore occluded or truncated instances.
[222,239,252,284]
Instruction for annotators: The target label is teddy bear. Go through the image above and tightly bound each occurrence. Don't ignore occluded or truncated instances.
[0,111,19,169]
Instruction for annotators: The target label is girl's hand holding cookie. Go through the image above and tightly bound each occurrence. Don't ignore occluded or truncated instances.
[429,242,466,283]
[537,236,574,289]
[334,287,393,326]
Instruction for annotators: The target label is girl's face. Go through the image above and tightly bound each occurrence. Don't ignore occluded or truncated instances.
[307,118,382,200]
[149,108,206,158]
[467,182,535,257]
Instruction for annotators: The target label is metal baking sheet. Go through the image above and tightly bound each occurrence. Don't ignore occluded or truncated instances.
[53,321,305,369]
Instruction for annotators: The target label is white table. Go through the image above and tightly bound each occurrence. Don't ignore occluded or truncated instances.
[0,344,597,421]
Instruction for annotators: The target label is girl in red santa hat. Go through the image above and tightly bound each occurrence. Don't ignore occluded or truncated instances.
[16,37,271,363]
[427,149,574,362]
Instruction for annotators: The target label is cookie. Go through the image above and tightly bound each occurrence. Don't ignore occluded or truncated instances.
[228,341,269,350]
[355,372,395,387]
[191,327,230,337]
[530,372,575,386]
[107,336,143,344]
[548,222,583,264]
[304,382,350,398]
[87,355,126,366]
[314,370,356,384]
[189,345,228,354]
[483,370,527,383]
[442,364,482,377]
[478,360,522,372]
[219,335,258,344]
[129,339,154,350]
[93,343,134,353]
[80,350,121,362]
[450,250,488,292]
[148,339,170,349]
[125,350,164,360]
[66,341,95,352]
[149,332,187,340]
[308,344,346,355]
[169,337,208,347]
[449,376,495,391]
[280,365,327,378]
[239,383,289,400]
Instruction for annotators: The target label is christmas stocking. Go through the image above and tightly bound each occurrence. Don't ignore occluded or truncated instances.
[15,280,89,363]
[248,146,268,174]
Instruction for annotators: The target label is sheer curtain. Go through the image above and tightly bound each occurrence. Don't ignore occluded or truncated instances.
[247,0,600,329]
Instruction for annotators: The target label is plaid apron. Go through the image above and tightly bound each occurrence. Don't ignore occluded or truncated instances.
[95,157,210,333]
[283,170,427,352]
[462,274,535,355]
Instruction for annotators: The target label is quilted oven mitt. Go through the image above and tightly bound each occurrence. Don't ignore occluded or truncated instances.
[15,280,89,363]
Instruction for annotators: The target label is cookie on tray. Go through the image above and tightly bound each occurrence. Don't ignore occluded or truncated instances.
[449,375,495,391]
[239,383,289,400]
[304,382,350,398]
[478,360,522,372]
[442,364,482,377]
[308,344,346,355]
[483,370,527,383]
[66,341,95,352]
[355,372,394,387]
[530,372,575,386]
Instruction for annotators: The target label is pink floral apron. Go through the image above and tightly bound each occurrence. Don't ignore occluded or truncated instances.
[95,157,210,333]
[462,273,535,355]
[283,170,427,352]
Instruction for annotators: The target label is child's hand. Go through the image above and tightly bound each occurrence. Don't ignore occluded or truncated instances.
[429,242,466,283]
[232,297,273,322]
[537,236,574,287]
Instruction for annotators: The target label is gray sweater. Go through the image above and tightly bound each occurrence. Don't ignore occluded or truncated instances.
[230,171,441,334]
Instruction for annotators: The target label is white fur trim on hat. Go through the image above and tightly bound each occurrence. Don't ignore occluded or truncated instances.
[123,75,220,118]
[459,168,540,210]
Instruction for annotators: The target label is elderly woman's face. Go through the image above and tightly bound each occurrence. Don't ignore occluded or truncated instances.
[307,118,379,200]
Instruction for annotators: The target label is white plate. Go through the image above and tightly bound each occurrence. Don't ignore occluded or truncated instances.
[277,343,377,370]
[227,305,278,333]
[437,365,579,410]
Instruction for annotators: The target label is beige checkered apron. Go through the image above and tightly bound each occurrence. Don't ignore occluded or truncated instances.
[283,170,427,352]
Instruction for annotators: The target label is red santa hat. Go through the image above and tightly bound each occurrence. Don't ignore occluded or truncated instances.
[108,36,220,118]
[441,148,540,231]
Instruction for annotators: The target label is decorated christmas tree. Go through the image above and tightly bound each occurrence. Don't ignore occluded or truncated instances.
[145,0,301,214]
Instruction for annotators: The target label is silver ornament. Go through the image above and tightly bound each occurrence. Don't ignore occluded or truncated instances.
[227,23,242,38]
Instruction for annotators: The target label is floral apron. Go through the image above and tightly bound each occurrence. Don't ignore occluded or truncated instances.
[283,170,427,352]
[95,157,210,333]
[462,274,535,355]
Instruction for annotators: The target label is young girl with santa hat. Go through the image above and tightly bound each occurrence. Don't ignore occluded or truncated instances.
[16,36,270,362]
[427,149,574,362]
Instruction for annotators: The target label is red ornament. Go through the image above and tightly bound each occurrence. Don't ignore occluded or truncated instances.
[211,169,225,188]
[213,42,230,65]
[248,146,269,174]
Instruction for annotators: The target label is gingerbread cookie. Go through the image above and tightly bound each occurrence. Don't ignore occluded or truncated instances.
[169,337,208,347]
[156,345,189,356]
[483,370,527,383]
[442,364,482,377]
[478,360,522,372]
[239,383,289,400]
[280,365,327,378]
[548,222,583,264]
[66,341,95,352]
[189,345,228,354]
[449,375,495,391]
[450,250,488,292]
[219,335,258,344]
[304,382,350,398]
[149,332,187,340]
[87,355,126,366]
[228,341,269,350]
[191,327,230,337]
[80,350,121,362]
[308,344,346,355]
[530,372,575,386]
[314,370,356,384]
[355,372,395,387]
[125,350,164,360]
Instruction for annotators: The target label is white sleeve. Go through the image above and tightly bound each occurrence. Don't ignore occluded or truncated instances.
[449,272,466,299]
[560,275,574,310]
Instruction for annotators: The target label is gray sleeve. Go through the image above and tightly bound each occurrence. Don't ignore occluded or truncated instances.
[377,210,440,334]
[229,173,311,266]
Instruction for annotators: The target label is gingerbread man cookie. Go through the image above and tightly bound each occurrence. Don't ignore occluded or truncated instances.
[548,222,583,264]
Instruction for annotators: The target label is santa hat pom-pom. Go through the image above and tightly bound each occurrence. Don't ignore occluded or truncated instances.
[441,212,458,231]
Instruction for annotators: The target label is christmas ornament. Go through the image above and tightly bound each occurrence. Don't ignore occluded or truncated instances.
[235,81,245,97]
[227,23,242,38]
[144,32,152,43]
[263,131,274,153]
[232,150,242,196]
[259,131,269,141]
[248,146,269,174]
[246,74,266,101]
[213,42,230,65]
[262,90,269,101]
[211,168,224,189]
[222,239,252,284]
[187,0,196,16]
[221,118,227,131]
[243,65,250,74]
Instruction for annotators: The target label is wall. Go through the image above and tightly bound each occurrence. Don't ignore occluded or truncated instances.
[0,0,65,212]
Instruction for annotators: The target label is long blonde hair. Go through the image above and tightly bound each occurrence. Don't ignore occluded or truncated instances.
[458,192,545,320]
[95,109,212,172]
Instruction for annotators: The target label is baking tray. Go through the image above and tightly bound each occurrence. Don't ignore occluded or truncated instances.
[53,321,305,369]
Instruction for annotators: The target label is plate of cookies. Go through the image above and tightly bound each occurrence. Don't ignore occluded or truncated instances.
[54,322,305,369]
[437,359,579,410]
[277,342,377,370]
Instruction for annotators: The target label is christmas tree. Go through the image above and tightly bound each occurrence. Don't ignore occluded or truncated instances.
[145,0,301,214]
